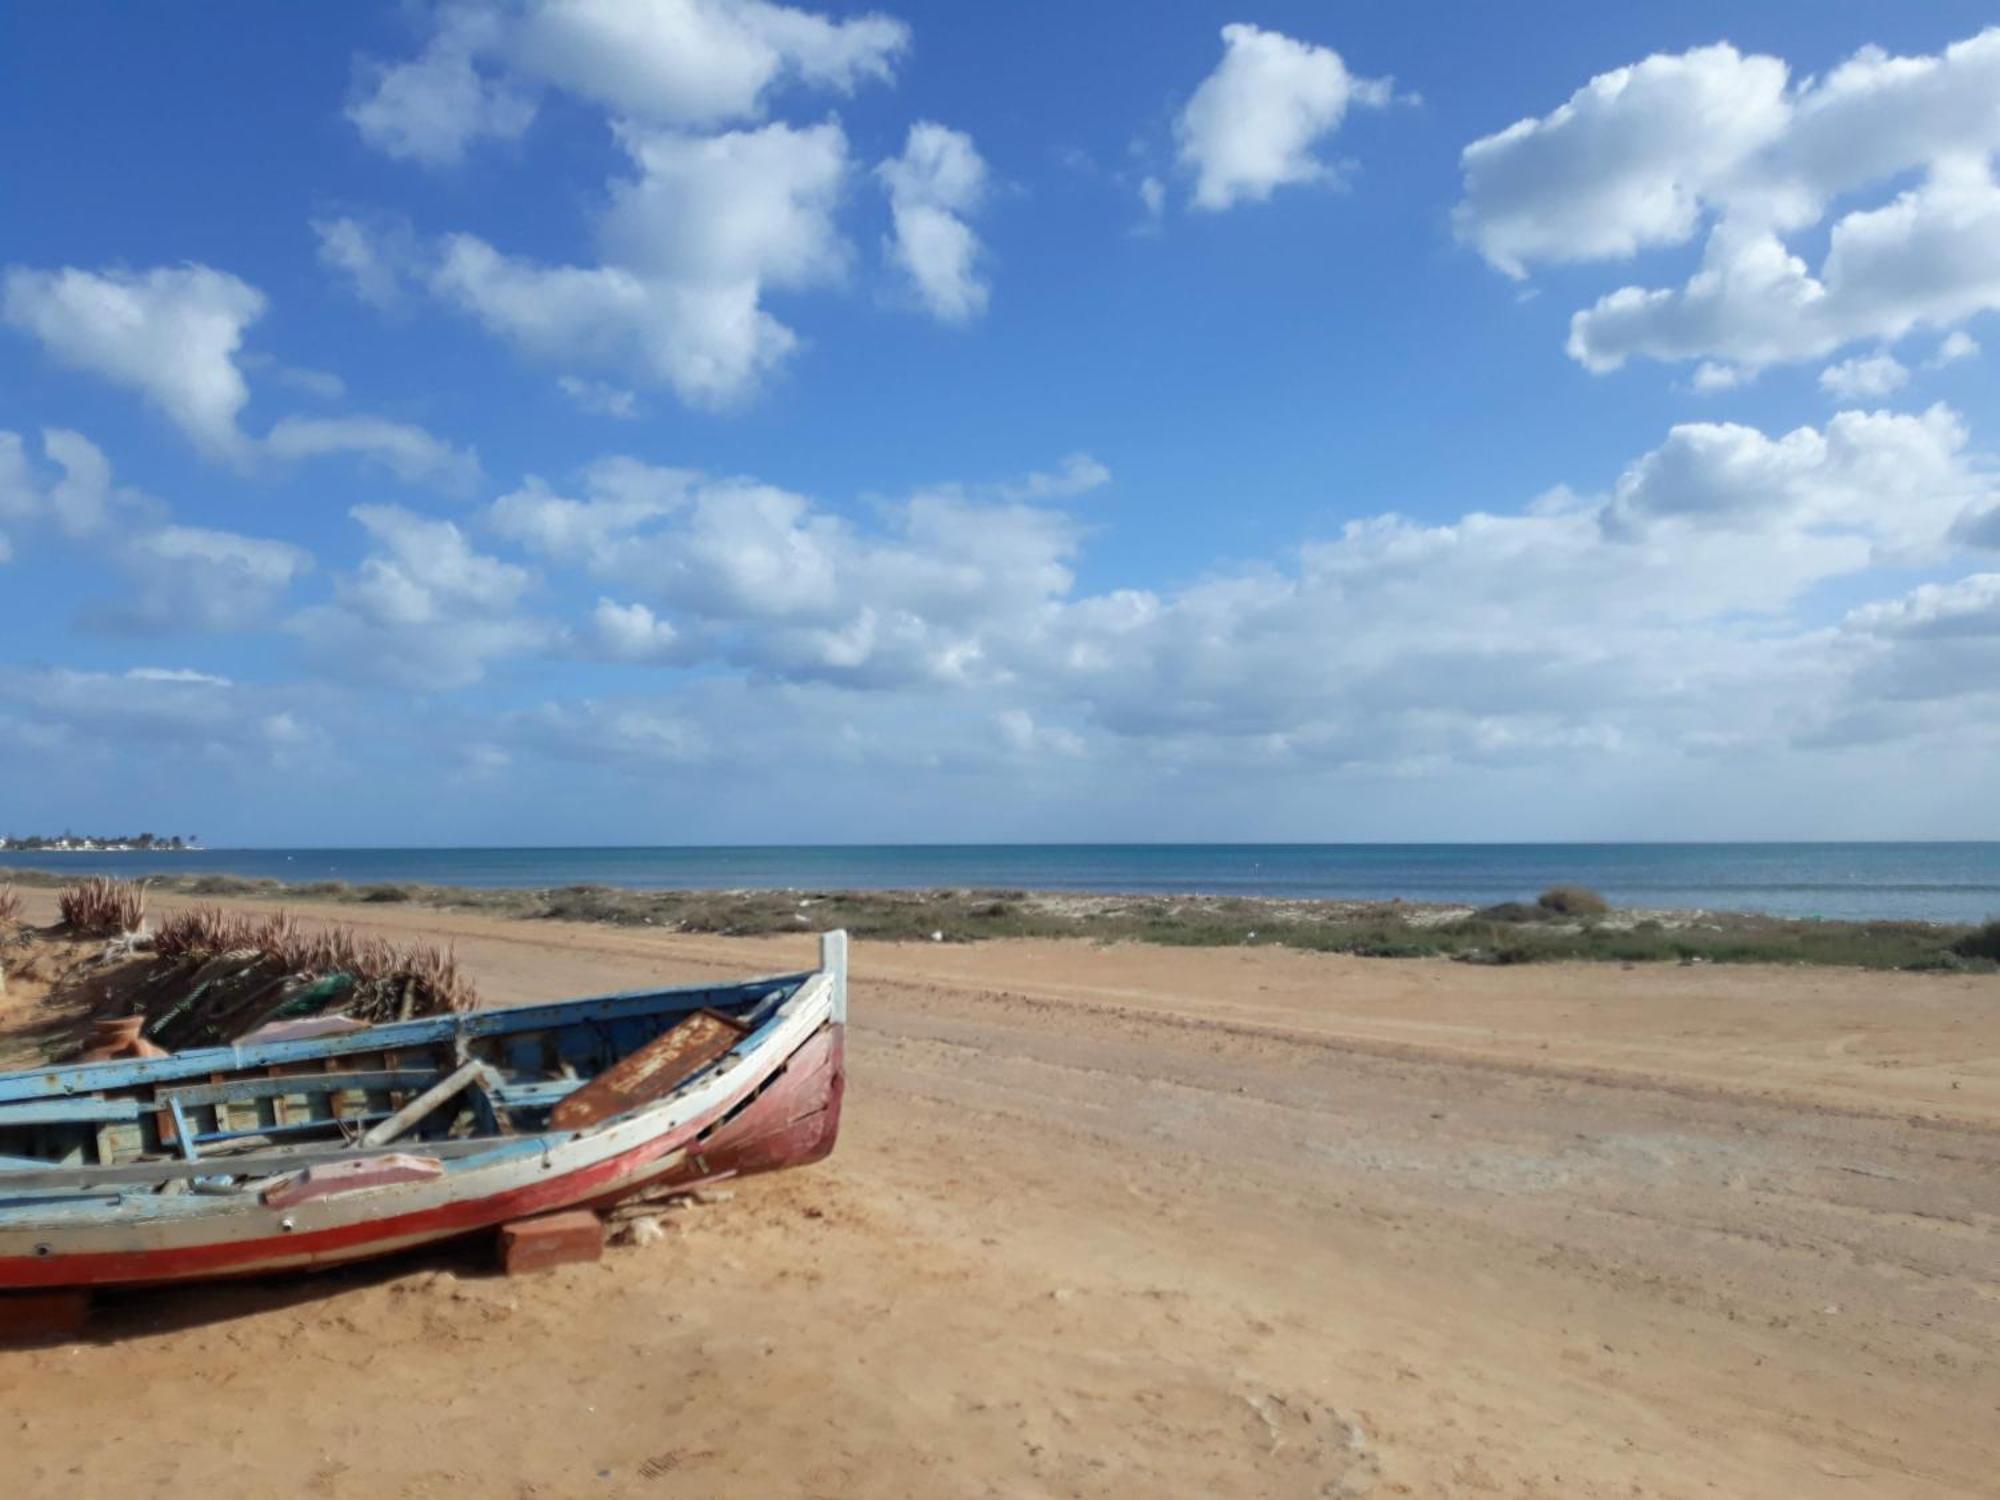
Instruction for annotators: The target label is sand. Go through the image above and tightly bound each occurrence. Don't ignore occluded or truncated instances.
[1,887,1996,1498]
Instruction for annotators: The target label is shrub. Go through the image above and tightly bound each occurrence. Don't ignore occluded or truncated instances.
[1472,901,1544,924]
[185,875,271,896]
[1952,918,2000,963]
[1538,885,1610,917]
[58,877,147,935]
[359,884,415,902]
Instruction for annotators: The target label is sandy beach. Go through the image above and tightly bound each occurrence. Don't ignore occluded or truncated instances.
[1,886,1996,1498]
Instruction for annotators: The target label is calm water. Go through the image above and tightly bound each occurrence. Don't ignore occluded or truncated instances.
[3,844,1998,923]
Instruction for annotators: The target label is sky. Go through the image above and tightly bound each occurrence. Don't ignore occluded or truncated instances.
[2,0,1998,846]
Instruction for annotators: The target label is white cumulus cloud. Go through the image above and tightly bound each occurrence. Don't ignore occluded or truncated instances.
[92,525,312,635]
[1818,351,1910,401]
[265,415,481,494]
[496,406,2000,768]
[0,667,312,764]
[1933,330,1980,365]
[1837,573,2000,711]
[514,0,907,126]
[1458,27,2000,376]
[431,119,850,406]
[1456,44,1789,277]
[1176,24,1392,211]
[591,598,685,662]
[291,506,551,689]
[313,216,421,309]
[2,264,266,461]
[346,8,535,166]
[991,453,1111,503]
[0,428,157,542]
[0,429,307,632]
[347,0,907,163]
[1600,404,1980,558]
[495,459,1081,690]
[877,122,990,323]
[557,375,639,418]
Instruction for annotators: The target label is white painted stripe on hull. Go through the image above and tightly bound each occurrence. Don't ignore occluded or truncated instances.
[124,1144,694,1282]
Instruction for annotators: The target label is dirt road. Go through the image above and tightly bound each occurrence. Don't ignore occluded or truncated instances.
[2,889,1995,1497]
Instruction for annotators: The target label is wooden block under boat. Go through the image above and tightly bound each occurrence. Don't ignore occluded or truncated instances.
[550,1010,750,1131]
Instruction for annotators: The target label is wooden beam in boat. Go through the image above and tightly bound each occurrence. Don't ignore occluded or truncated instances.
[167,1100,198,1163]
[0,1099,153,1126]
[483,1078,582,1111]
[157,1071,437,1110]
[357,1060,486,1148]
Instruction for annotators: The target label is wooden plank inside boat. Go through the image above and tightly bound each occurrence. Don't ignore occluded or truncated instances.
[550,1009,749,1130]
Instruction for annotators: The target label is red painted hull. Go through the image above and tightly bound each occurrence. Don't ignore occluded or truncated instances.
[0,1023,843,1291]
[635,1015,846,1193]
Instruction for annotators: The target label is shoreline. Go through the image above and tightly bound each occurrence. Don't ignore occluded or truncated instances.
[4,864,1993,972]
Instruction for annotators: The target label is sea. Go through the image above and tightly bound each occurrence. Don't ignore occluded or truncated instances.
[2,844,1998,924]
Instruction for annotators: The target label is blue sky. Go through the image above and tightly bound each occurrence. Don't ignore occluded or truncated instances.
[3,1,1998,844]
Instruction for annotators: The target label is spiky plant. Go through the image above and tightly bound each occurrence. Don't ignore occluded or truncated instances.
[152,904,258,961]
[57,877,147,935]
[145,904,477,1031]
[0,884,21,927]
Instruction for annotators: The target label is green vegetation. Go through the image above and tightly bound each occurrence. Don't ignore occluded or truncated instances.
[1537,884,1609,916]
[1,867,1993,974]
[1952,918,2000,963]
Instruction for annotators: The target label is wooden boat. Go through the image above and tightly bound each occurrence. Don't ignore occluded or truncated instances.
[0,932,848,1290]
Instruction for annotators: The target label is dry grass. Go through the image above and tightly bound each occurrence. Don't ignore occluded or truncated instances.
[151,904,477,1020]
[0,884,20,927]
[57,876,147,936]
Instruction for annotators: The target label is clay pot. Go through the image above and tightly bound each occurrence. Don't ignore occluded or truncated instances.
[80,1015,159,1062]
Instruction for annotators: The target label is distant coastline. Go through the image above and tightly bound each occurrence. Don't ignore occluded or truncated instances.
[1,834,201,854]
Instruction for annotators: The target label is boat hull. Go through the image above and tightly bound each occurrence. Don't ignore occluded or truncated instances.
[0,1021,843,1291]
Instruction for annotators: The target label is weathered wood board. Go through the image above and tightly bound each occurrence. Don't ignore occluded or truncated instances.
[550,1010,748,1130]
